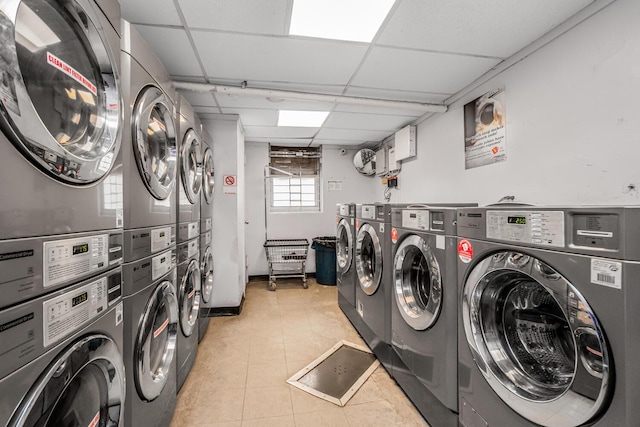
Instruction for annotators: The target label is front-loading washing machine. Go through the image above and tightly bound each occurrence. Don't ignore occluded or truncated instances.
[457,206,637,427]
[199,229,214,343]
[0,0,123,240]
[176,95,203,237]
[0,267,125,426]
[337,203,357,323]
[176,236,201,392]
[390,205,465,427]
[122,248,179,427]
[120,20,178,264]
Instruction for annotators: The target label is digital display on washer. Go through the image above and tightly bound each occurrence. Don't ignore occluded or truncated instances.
[72,291,88,307]
[410,213,417,218]
[507,216,527,225]
[72,243,89,255]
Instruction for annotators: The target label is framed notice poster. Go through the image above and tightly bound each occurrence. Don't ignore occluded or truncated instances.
[464,88,506,169]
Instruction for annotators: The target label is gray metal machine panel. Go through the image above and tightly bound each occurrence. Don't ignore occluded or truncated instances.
[200,132,213,228]
[94,0,122,36]
[122,248,176,298]
[177,95,202,225]
[176,239,199,391]
[0,231,123,310]
[123,225,176,263]
[337,204,356,309]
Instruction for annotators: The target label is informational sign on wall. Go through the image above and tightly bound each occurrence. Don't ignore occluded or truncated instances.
[223,174,237,195]
[463,88,506,169]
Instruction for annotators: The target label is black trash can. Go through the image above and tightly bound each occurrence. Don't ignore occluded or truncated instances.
[311,236,337,285]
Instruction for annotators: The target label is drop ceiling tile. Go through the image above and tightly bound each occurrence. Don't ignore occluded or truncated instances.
[178,0,290,35]
[332,103,422,117]
[120,0,181,26]
[134,25,202,77]
[344,86,450,104]
[178,91,218,107]
[324,112,414,132]
[352,47,501,94]
[191,31,369,85]
[315,128,391,142]
[312,139,371,147]
[243,126,318,139]
[214,93,335,112]
[218,108,278,126]
[246,138,313,145]
[192,106,222,115]
[378,0,593,57]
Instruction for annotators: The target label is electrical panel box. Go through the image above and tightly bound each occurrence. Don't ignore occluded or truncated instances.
[388,146,401,172]
[375,146,387,176]
[395,125,416,161]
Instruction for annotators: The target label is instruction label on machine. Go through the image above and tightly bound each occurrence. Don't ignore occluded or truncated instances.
[590,258,622,289]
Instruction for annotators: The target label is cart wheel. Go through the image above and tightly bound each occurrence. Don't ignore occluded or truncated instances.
[268,281,276,291]
[302,280,308,289]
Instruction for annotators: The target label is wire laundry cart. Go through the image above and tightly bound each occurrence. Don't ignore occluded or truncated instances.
[264,239,309,290]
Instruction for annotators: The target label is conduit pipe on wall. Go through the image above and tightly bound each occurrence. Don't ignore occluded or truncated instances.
[173,81,448,113]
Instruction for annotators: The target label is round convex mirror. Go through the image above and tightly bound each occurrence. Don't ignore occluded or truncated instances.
[354,149,376,176]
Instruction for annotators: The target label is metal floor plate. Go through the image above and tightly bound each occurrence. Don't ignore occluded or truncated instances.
[287,340,380,406]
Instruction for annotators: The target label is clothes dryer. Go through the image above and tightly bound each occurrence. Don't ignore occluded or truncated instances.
[337,203,359,325]
[0,267,125,426]
[200,126,214,235]
[176,95,203,232]
[199,230,214,343]
[457,206,637,427]
[0,0,123,240]
[176,237,201,392]
[120,20,178,263]
[390,206,464,427]
[123,248,179,427]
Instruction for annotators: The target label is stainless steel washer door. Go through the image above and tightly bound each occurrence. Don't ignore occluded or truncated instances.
[179,259,200,336]
[202,147,214,204]
[10,334,125,426]
[180,129,203,204]
[132,85,177,200]
[135,281,178,402]
[200,246,214,304]
[336,218,353,273]
[393,234,442,331]
[462,251,611,427]
[0,0,121,185]
[355,223,382,295]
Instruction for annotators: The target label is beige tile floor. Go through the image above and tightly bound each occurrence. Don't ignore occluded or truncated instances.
[170,278,429,427]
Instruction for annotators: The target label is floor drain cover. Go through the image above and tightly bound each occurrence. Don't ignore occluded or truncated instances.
[287,340,379,406]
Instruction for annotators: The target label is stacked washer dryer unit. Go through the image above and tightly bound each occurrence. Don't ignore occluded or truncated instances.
[457,206,638,427]
[176,95,203,391]
[198,125,215,343]
[120,20,180,427]
[390,205,471,427]
[0,0,126,424]
[337,203,360,325]
[353,203,395,371]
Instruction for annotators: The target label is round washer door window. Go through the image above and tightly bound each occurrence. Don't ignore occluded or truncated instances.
[201,246,214,304]
[10,334,125,426]
[180,129,203,204]
[355,223,382,295]
[135,281,178,402]
[462,251,611,427]
[0,0,121,184]
[336,219,353,273]
[132,86,177,200]
[393,234,442,331]
[202,147,214,204]
[179,259,201,336]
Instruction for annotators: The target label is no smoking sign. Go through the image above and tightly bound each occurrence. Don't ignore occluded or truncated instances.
[223,174,237,195]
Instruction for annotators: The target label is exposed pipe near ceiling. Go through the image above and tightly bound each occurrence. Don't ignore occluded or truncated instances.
[173,81,448,113]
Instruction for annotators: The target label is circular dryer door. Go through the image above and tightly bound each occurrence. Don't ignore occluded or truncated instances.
[0,0,121,185]
[336,218,353,273]
[201,246,214,304]
[393,234,442,331]
[10,334,125,426]
[462,251,611,427]
[132,86,177,200]
[202,147,214,204]
[180,129,203,204]
[179,259,201,336]
[135,281,178,402]
[355,223,382,295]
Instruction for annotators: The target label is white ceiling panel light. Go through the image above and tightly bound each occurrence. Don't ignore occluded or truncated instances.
[278,110,329,127]
[289,0,395,43]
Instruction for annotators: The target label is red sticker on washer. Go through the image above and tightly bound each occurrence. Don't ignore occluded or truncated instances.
[458,239,473,263]
[153,317,169,338]
[336,216,339,223]
[391,227,398,244]
[87,412,100,427]
[188,289,196,299]
[355,220,360,229]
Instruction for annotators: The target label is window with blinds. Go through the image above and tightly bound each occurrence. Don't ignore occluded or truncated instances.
[268,146,321,212]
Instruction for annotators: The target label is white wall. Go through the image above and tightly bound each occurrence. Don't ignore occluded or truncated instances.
[203,115,246,308]
[375,0,640,206]
[245,143,376,276]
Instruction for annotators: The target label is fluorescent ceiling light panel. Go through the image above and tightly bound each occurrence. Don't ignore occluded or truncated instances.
[278,110,329,127]
[289,0,395,43]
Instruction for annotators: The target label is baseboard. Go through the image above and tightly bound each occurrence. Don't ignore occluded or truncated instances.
[200,295,245,317]
[248,273,316,282]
